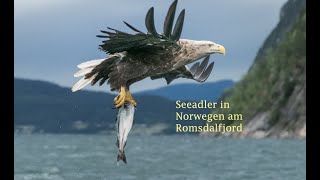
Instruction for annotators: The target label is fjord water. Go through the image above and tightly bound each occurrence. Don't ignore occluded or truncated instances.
[14,134,305,180]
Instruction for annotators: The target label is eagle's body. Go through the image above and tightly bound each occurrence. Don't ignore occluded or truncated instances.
[84,39,216,91]
[72,0,226,108]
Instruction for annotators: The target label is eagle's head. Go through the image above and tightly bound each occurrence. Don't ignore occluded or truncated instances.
[197,41,226,56]
[178,39,226,64]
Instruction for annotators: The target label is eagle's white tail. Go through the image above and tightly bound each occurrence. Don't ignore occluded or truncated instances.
[71,59,105,92]
[77,59,105,69]
[73,68,94,78]
[71,75,97,92]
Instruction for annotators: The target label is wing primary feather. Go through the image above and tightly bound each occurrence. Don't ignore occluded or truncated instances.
[194,56,210,78]
[198,62,214,82]
[171,9,185,41]
[100,30,109,34]
[145,7,160,37]
[123,21,144,34]
[100,30,116,36]
[163,0,178,38]
[99,77,108,86]
[107,27,128,34]
[96,35,109,38]
[190,62,200,75]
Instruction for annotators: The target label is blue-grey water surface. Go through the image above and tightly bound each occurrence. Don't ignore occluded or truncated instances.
[14,134,305,180]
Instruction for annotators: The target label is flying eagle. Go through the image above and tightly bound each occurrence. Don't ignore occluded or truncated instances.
[72,0,226,108]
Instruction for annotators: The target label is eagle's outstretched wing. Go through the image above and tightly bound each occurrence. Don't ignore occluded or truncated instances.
[150,56,214,84]
[97,0,185,54]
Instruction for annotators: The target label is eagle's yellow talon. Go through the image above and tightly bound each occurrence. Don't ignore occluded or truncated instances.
[128,100,137,107]
[126,91,137,107]
[114,87,138,108]
[114,87,127,108]
[114,97,125,108]
[115,98,125,108]
[115,95,124,105]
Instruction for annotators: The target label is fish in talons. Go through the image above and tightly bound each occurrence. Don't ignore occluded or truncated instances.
[115,101,135,164]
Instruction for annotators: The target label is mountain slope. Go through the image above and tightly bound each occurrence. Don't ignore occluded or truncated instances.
[254,0,306,65]
[205,0,306,138]
[137,80,234,101]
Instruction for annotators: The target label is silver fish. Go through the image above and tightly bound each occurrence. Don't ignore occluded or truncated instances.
[115,102,135,164]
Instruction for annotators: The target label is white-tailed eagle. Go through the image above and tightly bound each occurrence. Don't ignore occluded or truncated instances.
[72,0,226,108]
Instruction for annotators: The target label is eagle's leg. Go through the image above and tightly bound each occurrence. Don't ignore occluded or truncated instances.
[125,90,137,107]
[114,86,127,108]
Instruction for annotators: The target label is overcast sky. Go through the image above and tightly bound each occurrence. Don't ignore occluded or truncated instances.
[14,0,287,93]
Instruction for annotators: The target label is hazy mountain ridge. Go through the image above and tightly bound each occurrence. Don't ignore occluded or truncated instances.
[137,80,234,101]
[204,0,306,139]
[14,78,216,134]
[14,78,173,134]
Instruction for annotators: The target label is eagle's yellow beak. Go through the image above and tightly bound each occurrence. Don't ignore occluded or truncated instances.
[211,43,226,56]
[218,45,226,56]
